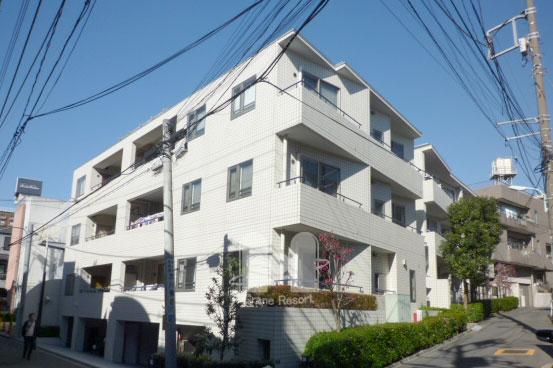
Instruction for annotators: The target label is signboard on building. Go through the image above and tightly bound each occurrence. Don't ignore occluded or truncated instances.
[15,178,43,197]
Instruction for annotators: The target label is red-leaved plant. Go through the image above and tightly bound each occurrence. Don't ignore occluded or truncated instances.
[318,232,355,331]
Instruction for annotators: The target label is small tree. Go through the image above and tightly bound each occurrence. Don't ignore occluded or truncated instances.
[494,262,516,297]
[440,197,501,309]
[205,250,242,361]
[318,232,354,331]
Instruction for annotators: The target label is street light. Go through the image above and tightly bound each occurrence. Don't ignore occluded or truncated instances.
[509,185,548,213]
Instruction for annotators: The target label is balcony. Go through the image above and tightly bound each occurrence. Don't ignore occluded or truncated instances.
[91,150,123,190]
[80,264,112,293]
[275,82,422,198]
[85,205,117,241]
[123,256,164,292]
[424,231,446,258]
[273,180,423,254]
[500,212,536,234]
[133,125,162,168]
[127,187,163,230]
[423,178,455,217]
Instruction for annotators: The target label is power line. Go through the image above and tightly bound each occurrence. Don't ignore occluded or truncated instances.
[0,0,43,127]
[0,0,30,93]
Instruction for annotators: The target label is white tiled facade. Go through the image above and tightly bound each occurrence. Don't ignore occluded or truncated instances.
[414,144,473,308]
[60,33,430,364]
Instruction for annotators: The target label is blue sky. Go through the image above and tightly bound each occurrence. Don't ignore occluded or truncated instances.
[0,0,551,207]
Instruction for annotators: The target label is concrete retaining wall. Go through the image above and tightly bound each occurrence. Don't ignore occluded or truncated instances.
[238,305,385,368]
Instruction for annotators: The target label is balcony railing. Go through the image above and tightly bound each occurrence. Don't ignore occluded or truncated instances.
[277,176,363,208]
[79,287,110,293]
[127,212,164,230]
[85,230,115,242]
[274,277,364,293]
[123,283,164,292]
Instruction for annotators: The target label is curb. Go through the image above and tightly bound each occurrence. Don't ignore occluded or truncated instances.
[387,318,494,368]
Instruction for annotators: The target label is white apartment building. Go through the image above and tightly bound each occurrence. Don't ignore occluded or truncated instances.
[6,195,68,327]
[60,32,429,365]
[414,144,473,309]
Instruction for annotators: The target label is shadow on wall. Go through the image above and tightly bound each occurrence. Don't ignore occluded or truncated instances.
[108,295,159,367]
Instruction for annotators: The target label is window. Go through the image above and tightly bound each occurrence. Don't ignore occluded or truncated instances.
[177,257,197,291]
[371,129,383,143]
[373,273,380,292]
[546,244,552,257]
[391,141,404,159]
[392,203,406,226]
[76,175,86,197]
[409,270,416,303]
[227,160,253,201]
[3,236,10,251]
[70,224,81,246]
[302,72,339,107]
[500,204,522,219]
[187,105,206,140]
[231,76,256,118]
[372,199,385,218]
[64,274,75,296]
[507,231,531,250]
[300,157,340,197]
[182,179,202,213]
[227,250,248,290]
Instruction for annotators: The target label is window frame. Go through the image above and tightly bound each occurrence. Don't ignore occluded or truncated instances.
[371,129,384,143]
[227,250,248,291]
[392,203,406,227]
[181,179,202,214]
[372,199,385,218]
[409,270,416,303]
[3,236,11,251]
[302,71,340,107]
[187,104,206,140]
[300,156,341,197]
[391,141,405,159]
[64,273,75,296]
[76,175,86,198]
[227,159,253,202]
[231,76,256,119]
[70,224,81,246]
[176,257,197,291]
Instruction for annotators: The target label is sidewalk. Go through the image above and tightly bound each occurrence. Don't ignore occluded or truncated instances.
[1,333,134,368]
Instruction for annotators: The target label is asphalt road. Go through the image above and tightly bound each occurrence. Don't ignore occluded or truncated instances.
[0,336,85,368]
[400,308,553,368]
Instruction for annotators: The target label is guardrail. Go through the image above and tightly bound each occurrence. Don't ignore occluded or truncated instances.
[276,176,363,208]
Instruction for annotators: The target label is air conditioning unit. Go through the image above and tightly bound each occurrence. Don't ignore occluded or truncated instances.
[172,142,188,159]
[151,158,163,172]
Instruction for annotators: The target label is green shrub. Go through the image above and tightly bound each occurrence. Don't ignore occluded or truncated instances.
[491,296,519,313]
[304,312,467,368]
[0,312,15,323]
[151,353,272,367]
[38,325,60,337]
[247,285,377,310]
[450,302,489,323]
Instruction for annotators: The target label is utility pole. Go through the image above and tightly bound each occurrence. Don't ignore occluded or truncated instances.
[162,118,177,368]
[15,224,34,337]
[36,238,48,331]
[486,1,552,234]
[526,0,553,229]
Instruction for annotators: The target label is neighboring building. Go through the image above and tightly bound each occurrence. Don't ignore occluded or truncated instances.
[60,31,428,366]
[6,195,69,327]
[0,209,14,310]
[476,183,553,308]
[414,144,473,308]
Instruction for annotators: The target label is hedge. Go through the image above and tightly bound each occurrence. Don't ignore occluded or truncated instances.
[491,296,519,313]
[303,310,467,368]
[246,285,377,310]
[150,353,271,368]
[450,297,519,322]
